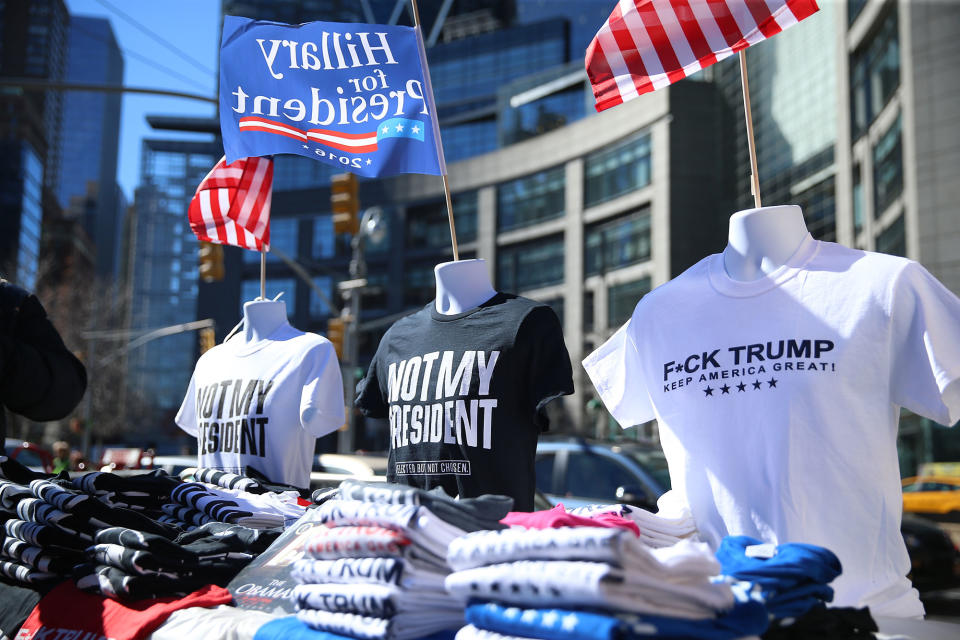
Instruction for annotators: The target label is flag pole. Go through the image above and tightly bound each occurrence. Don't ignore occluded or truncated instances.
[260,252,266,300]
[409,0,459,260]
[738,50,762,208]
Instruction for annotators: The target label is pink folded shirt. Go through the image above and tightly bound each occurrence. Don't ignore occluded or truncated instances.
[500,504,640,536]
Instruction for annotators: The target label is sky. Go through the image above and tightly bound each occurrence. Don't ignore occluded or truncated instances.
[64,0,222,201]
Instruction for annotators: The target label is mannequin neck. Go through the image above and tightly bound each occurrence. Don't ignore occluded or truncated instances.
[722,205,810,282]
[242,300,288,343]
[434,259,497,315]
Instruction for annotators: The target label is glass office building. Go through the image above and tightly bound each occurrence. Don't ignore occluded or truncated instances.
[59,16,125,277]
[128,140,219,413]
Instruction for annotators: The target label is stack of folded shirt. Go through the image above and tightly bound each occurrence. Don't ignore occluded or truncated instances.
[287,479,514,640]
[447,526,768,640]
[0,474,178,588]
[290,498,467,639]
[566,490,700,548]
[167,482,305,529]
[716,536,842,620]
[72,469,183,520]
[76,521,280,601]
[158,503,215,531]
[193,468,267,494]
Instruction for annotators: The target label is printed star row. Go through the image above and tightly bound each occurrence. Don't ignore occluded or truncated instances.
[703,378,778,396]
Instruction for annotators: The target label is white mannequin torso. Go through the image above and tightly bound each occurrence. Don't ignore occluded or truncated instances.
[434,259,497,315]
[722,204,810,281]
[241,299,288,343]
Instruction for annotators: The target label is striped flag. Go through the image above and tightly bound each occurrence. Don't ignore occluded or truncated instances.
[188,155,273,251]
[587,0,819,111]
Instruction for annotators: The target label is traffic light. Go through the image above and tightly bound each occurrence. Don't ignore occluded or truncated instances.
[327,316,345,359]
[331,173,359,235]
[198,327,216,354]
[198,241,225,282]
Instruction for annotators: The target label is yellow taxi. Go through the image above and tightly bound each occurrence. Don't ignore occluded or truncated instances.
[902,476,960,520]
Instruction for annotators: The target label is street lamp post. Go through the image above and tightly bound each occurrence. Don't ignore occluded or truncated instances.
[337,207,385,454]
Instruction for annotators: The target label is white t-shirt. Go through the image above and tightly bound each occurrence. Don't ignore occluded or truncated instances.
[583,235,960,617]
[176,323,345,488]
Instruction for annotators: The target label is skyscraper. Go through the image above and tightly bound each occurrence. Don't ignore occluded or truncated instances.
[128,139,219,418]
[0,0,69,290]
[58,15,125,278]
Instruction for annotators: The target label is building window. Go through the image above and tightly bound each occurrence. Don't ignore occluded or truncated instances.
[241,278,296,315]
[246,216,298,263]
[407,191,478,249]
[497,166,565,232]
[497,234,564,293]
[876,215,906,257]
[312,215,335,259]
[796,179,836,242]
[501,87,585,146]
[404,261,437,307]
[584,290,595,333]
[848,0,868,25]
[608,278,650,328]
[853,164,864,235]
[309,276,333,318]
[17,145,43,292]
[873,114,903,216]
[850,9,900,139]
[364,272,389,312]
[539,297,565,326]
[584,208,652,276]
[584,133,651,207]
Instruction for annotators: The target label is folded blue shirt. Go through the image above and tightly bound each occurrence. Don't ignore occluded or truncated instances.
[716,536,841,619]
[716,536,841,589]
[464,598,768,640]
[253,616,458,640]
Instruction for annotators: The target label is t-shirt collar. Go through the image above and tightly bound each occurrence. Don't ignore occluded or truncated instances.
[429,292,505,322]
[226,322,293,356]
[707,232,819,298]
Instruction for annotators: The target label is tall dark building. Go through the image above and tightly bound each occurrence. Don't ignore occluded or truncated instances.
[0,0,69,289]
[58,15,125,278]
[128,139,219,419]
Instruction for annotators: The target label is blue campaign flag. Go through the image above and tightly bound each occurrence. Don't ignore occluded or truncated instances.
[219,15,446,178]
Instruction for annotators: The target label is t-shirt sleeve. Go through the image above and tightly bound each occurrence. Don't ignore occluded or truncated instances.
[519,306,574,431]
[300,340,347,436]
[582,318,656,429]
[355,338,389,419]
[889,261,960,426]
[175,372,198,437]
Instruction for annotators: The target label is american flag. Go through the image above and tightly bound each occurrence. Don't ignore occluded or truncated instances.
[587,0,819,111]
[188,155,273,251]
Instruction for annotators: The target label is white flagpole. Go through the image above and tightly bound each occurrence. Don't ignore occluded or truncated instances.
[739,50,762,208]
[409,0,459,260]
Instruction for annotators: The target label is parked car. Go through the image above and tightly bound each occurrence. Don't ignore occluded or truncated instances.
[535,437,670,510]
[151,455,198,478]
[3,437,54,473]
[901,513,960,593]
[310,453,389,490]
[902,476,960,521]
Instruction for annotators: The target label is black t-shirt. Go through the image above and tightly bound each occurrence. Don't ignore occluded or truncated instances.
[355,293,573,511]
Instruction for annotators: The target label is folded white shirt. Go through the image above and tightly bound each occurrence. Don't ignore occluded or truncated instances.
[448,528,720,580]
[292,582,460,617]
[292,557,448,591]
[297,607,464,640]
[315,500,465,561]
[445,560,733,619]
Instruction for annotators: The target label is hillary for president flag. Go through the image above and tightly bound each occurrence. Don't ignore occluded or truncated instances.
[219,16,445,178]
[587,0,819,112]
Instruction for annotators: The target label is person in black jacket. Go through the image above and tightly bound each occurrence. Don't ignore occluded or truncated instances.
[0,280,87,447]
